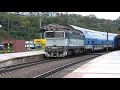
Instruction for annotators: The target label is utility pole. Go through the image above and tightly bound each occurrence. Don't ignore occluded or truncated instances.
[27,25,29,41]
[7,17,10,53]
[16,31,17,40]
[40,17,42,39]
[107,32,108,51]
[40,17,41,30]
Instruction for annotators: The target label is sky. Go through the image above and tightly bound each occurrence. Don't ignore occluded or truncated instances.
[67,12,120,20]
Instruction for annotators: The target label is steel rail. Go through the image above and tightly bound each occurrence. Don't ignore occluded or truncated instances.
[33,54,102,78]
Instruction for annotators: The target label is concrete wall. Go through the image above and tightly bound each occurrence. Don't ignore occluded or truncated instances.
[0,54,45,68]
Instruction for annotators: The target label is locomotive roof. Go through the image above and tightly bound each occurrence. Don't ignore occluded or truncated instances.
[42,23,84,35]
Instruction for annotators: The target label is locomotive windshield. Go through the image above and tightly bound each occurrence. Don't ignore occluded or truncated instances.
[45,31,64,38]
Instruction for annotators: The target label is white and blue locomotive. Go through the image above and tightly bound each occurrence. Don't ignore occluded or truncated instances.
[44,24,85,57]
[43,24,120,57]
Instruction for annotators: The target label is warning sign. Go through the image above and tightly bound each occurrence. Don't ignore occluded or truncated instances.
[34,39,46,44]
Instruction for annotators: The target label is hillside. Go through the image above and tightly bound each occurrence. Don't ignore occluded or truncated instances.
[0,12,120,42]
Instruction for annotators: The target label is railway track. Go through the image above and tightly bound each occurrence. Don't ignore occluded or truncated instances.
[0,52,109,78]
[33,54,103,78]
[0,58,53,74]
[0,55,82,74]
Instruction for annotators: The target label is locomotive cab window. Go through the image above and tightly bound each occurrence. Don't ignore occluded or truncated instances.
[45,31,65,38]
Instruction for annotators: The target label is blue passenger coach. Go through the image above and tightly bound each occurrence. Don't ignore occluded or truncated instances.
[70,25,106,52]
[70,25,120,51]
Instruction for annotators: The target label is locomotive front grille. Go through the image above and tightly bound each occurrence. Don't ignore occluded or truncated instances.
[45,46,64,52]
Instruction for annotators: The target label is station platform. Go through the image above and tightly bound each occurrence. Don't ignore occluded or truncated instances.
[0,50,45,62]
[64,50,120,78]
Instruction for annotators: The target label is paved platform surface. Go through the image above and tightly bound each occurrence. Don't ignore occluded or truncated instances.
[63,50,120,78]
[0,50,45,62]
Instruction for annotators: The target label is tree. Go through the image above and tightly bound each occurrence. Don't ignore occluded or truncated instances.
[0,12,120,41]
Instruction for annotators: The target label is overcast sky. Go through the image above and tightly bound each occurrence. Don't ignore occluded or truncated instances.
[67,12,120,20]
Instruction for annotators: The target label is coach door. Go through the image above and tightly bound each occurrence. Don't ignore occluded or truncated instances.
[112,42,113,49]
[92,40,94,51]
[114,35,120,50]
[102,41,104,49]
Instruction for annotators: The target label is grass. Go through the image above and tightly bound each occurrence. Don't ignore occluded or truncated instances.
[0,50,4,54]
[36,48,44,51]
[0,48,45,54]
[25,48,45,52]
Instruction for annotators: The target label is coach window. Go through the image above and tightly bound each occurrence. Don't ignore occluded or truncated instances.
[88,39,89,44]
[102,41,103,45]
[92,41,94,45]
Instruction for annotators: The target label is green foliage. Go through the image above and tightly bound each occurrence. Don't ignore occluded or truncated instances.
[0,13,41,41]
[0,12,120,42]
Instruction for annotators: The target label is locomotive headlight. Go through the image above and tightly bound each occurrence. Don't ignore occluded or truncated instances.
[47,47,50,48]
[45,47,50,51]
